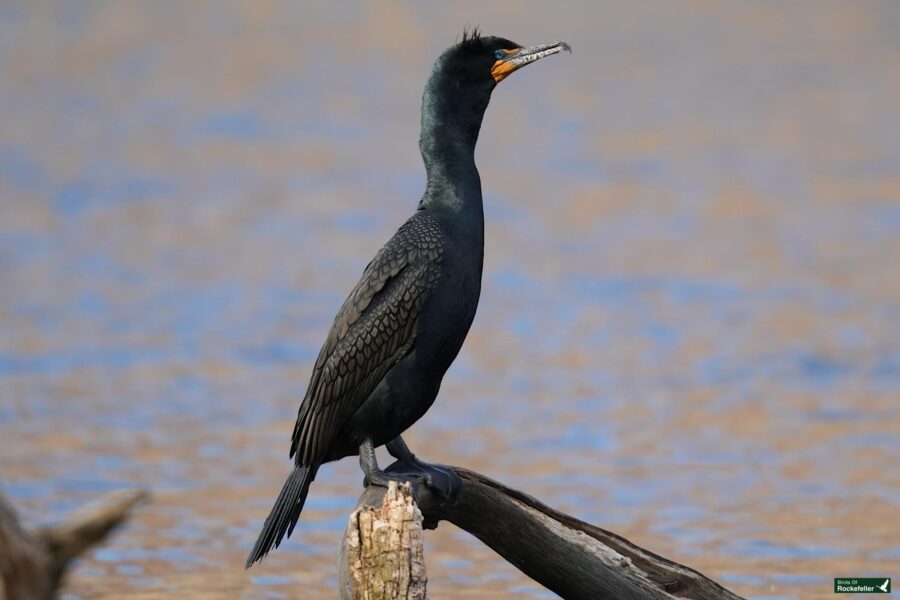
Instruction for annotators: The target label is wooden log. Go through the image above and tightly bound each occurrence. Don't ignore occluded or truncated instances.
[0,488,148,600]
[339,463,743,600]
[339,482,427,600]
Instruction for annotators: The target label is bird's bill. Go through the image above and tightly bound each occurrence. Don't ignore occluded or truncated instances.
[491,41,571,83]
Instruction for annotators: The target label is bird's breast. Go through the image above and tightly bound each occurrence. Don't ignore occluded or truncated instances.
[416,241,482,370]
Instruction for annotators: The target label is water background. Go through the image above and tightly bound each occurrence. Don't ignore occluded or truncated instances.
[1,2,899,598]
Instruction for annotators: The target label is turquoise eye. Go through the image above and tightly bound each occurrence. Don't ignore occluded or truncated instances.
[494,49,506,59]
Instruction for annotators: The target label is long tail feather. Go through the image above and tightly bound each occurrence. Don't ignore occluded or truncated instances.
[246,464,318,567]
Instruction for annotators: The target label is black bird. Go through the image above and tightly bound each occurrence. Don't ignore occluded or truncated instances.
[246,30,570,567]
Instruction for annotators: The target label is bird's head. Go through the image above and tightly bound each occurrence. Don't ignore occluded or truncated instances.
[433,28,571,96]
[419,29,570,158]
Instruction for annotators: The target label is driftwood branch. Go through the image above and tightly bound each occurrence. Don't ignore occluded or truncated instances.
[340,464,742,600]
[0,488,148,600]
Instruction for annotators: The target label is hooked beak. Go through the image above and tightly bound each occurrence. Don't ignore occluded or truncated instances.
[491,41,572,83]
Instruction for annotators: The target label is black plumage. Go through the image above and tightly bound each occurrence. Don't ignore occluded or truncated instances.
[291,215,444,463]
[247,30,570,567]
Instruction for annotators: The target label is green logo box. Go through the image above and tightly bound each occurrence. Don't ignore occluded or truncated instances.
[835,578,891,594]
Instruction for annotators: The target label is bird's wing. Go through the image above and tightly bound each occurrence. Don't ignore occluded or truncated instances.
[290,213,444,464]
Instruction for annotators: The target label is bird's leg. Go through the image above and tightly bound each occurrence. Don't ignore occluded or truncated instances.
[384,436,462,502]
[358,437,422,489]
[385,435,445,473]
[385,435,420,464]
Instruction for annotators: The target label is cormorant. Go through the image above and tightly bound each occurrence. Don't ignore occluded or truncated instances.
[246,30,570,567]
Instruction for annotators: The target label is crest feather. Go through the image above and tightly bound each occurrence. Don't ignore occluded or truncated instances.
[460,26,483,49]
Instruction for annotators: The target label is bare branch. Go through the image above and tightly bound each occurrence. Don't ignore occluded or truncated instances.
[0,488,148,600]
[339,463,743,600]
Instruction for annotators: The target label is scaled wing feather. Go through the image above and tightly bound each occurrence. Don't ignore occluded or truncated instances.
[290,215,443,463]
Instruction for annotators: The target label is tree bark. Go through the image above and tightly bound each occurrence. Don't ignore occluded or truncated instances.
[339,464,743,600]
[339,482,427,600]
[0,488,148,600]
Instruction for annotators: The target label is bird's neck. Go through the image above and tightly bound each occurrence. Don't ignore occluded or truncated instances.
[417,75,490,217]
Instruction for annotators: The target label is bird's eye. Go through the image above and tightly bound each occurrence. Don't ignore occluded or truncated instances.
[494,49,506,59]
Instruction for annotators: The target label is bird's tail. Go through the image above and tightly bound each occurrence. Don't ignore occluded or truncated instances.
[245,463,319,568]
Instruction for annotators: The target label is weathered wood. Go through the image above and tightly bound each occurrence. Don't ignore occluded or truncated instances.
[340,463,743,600]
[0,488,148,600]
[339,482,427,600]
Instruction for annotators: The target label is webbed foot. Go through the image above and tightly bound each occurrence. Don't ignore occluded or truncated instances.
[383,458,461,503]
